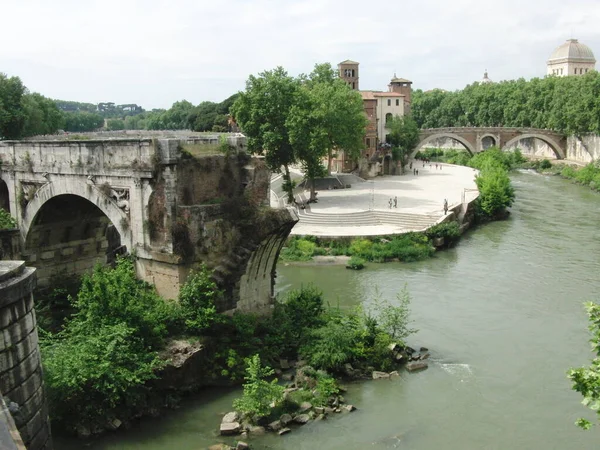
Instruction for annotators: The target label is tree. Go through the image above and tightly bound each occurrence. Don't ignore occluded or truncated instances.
[21,93,64,137]
[386,115,420,173]
[0,73,27,139]
[231,67,300,204]
[474,160,515,218]
[63,111,104,132]
[106,118,125,130]
[288,63,366,200]
[569,302,600,429]
[232,354,284,420]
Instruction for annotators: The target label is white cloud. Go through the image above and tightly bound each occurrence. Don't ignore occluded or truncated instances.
[2,0,599,108]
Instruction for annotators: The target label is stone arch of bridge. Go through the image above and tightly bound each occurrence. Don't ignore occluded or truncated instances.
[480,134,497,150]
[21,178,132,250]
[501,134,565,159]
[0,176,10,214]
[413,133,476,157]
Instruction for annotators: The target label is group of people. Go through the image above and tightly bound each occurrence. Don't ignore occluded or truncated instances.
[388,196,398,209]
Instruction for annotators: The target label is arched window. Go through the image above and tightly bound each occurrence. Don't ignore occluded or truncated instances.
[385,113,393,124]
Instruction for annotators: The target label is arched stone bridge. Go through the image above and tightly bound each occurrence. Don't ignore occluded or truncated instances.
[417,127,567,159]
[0,137,297,312]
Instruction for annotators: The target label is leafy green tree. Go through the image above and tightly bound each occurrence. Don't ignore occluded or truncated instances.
[474,161,515,218]
[71,257,180,348]
[178,265,221,333]
[231,67,300,204]
[386,115,420,173]
[63,111,104,132]
[568,302,600,430]
[42,323,162,427]
[370,285,417,343]
[0,73,27,139]
[288,63,366,197]
[232,354,284,420]
[21,93,64,137]
[106,118,125,130]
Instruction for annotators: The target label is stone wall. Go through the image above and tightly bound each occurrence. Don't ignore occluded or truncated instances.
[566,134,600,163]
[0,262,52,450]
[0,230,20,261]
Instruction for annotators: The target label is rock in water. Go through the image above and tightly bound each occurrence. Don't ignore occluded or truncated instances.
[299,402,313,413]
[222,412,240,424]
[372,371,390,379]
[406,361,428,372]
[294,414,311,424]
[268,420,282,431]
[220,422,241,436]
[278,428,292,436]
[280,413,293,426]
[236,442,250,450]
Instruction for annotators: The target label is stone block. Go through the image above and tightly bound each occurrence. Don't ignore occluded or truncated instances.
[40,251,54,261]
[61,247,74,256]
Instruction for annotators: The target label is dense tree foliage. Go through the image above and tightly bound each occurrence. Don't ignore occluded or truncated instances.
[568,301,600,429]
[62,111,104,132]
[288,63,366,199]
[0,73,65,138]
[412,72,600,134]
[232,67,300,203]
[233,64,366,203]
[0,74,27,139]
[386,115,420,173]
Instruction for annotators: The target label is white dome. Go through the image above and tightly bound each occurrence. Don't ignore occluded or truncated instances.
[548,39,596,63]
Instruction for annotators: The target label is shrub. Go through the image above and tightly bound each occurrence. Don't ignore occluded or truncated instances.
[475,162,515,218]
[178,265,221,333]
[349,238,373,257]
[372,285,418,343]
[233,355,284,421]
[280,237,318,261]
[539,159,552,169]
[426,221,461,246]
[575,164,599,186]
[0,208,16,229]
[71,257,180,348]
[346,256,366,270]
[42,322,162,428]
[561,166,577,179]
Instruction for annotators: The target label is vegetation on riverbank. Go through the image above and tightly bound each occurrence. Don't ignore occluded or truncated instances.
[568,301,600,430]
[280,224,461,263]
[39,256,418,436]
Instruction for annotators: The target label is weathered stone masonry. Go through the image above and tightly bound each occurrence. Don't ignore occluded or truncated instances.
[0,261,52,450]
[0,136,298,312]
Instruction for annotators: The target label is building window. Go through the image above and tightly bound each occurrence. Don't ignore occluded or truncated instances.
[366,138,370,147]
[387,99,391,106]
[352,82,355,89]
[560,68,563,75]
[385,113,393,124]
[586,68,589,73]
[396,99,399,106]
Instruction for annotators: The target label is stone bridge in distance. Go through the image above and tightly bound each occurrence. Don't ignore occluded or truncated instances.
[0,136,297,312]
[417,127,567,159]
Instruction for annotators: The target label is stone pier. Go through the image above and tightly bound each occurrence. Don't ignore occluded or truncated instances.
[0,261,52,450]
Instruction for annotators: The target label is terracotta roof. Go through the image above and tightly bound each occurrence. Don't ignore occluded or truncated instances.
[360,91,376,100]
[372,92,405,97]
[338,59,359,65]
[390,77,412,83]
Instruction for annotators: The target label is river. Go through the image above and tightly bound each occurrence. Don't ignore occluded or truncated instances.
[55,171,600,449]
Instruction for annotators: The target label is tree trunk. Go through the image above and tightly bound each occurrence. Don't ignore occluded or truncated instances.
[327,148,332,175]
[283,165,295,204]
[309,176,316,202]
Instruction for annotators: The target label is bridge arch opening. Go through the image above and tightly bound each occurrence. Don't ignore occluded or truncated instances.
[502,134,565,160]
[413,133,476,158]
[481,135,496,150]
[0,178,9,214]
[23,194,125,287]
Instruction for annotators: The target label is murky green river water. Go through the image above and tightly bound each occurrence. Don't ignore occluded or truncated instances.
[56,171,600,449]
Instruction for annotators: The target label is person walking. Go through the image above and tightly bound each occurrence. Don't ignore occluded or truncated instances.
[416,169,419,176]
[389,198,393,209]
[443,198,448,214]
[394,196,398,208]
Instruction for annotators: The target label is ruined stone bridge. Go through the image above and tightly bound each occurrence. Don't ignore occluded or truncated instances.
[417,127,567,159]
[0,136,297,312]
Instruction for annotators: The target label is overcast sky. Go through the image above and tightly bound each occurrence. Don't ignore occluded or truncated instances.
[2,0,600,109]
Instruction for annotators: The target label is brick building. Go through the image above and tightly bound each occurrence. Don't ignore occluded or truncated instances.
[333,60,413,173]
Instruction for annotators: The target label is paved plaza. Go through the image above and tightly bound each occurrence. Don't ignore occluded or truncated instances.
[278,162,479,237]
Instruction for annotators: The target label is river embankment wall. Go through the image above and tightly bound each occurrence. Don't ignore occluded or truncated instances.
[0,262,51,450]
